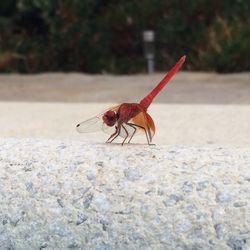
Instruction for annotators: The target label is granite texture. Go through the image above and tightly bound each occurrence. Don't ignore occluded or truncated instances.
[0,138,249,250]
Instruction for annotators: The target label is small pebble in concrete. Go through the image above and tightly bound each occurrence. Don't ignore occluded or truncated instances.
[185,204,197,213]
[196,180,209,191]
[100,219,109,231]
[83,193,93,209]
[214,223,226,240]
[57,198,64,208]
[124,167,140,181]
[216,192,232,203]
[68,239,80,249]
[175,219,192,234]
[76,212,88,225]
[39,242,48,249]
[182,181,193,193]
[94,193,110,214]
[212,207,225,221]
[49,221,68,237]
[187,227,203,239]
[86,168,98,181]
[196,212,209,222]
[227,236,247,250]
[163,194,184,207]
[233,201,247,208]
[95,161,104,167]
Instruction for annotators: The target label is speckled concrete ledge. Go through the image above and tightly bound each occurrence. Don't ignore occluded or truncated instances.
[0,138,249,249]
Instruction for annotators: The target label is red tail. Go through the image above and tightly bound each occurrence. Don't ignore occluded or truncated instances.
[140,55,186,110]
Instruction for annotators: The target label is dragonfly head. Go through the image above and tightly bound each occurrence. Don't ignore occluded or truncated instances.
[102,110,118,127]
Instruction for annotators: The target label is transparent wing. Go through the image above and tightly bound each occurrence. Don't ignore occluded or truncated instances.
[76,116,103,133]
[101,123,116,136]
[76,104,121,134]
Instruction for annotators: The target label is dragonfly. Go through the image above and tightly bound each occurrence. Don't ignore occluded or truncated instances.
[76,55,186,145]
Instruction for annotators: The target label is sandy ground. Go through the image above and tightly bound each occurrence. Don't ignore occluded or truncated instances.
[0,102,250,146]
[0,71,249,146]
[0,72,249,104]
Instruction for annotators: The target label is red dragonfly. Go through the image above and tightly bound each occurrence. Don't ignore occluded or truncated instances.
[76,55,186,145]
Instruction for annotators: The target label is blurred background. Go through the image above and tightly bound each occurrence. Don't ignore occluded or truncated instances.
[0,0,250,74]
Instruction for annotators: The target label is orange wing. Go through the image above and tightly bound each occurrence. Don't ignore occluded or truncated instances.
[131,111,155,142]
[97,104,121,118]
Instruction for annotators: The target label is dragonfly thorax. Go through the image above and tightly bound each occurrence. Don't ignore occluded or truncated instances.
[102,110,118,127]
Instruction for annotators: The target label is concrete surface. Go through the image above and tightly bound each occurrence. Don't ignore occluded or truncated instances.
[0,138,249,249]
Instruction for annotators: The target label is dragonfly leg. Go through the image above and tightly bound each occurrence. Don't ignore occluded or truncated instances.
[109,125,121,143]
[121,124,129,145]
[127,123,150,145]
[147,123,152,142]
[126,123,137,143]
[106,126,118,143]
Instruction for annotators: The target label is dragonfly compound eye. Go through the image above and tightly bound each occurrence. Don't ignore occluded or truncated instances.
[102,110,117,126]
